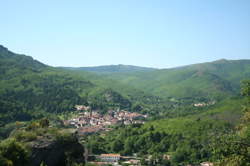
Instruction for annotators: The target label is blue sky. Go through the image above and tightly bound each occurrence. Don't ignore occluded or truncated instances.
[0,0,249,68]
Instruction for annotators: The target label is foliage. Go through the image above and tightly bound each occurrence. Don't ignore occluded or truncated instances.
[97,59,250,99]
[213,80,250,166]
[85,96,244,165]
[0,139,29,166]
[0,46,176,125]
[87,118,233,165]
[39,118,50,128]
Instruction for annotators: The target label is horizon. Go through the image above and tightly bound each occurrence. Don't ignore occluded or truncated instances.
[2,44,249,70]
[1,0,249,68]
[58,58,250,69]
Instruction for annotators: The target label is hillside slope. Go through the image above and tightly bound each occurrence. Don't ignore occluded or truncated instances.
[0,46,93,123]
[103,59,250,99]
[87,97,244,165]
[0,46,164,124]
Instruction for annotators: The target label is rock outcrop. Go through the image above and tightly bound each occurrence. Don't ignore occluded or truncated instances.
[29,134,84,166]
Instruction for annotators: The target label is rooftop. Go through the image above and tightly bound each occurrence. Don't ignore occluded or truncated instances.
[100,154,121,157]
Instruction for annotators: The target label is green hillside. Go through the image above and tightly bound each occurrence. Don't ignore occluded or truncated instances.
[0,46,170,125]
[103,59,250,99]
[1,45,248,125]
[87,97,245,165]
[0,45,92,124]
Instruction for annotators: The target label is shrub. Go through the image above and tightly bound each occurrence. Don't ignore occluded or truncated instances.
[13,130,37,142]
[0,139,29,166]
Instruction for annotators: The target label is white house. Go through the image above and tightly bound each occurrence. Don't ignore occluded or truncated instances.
[99,154,121,162]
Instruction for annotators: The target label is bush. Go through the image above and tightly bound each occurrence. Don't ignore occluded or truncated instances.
[13,130,37,141]
[26,122,40,130]
[0,139,29,166]
[39,118,49,128]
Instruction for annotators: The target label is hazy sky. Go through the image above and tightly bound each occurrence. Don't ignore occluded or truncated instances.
[1,0,249,68]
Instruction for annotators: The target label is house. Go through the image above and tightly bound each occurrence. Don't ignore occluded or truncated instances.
[88,162,109,166]
[133,120,144,124]
[78,120,86,127]
[124,159,140,164]
[194,103,206,107]
[200,162,213,166]
[163,154,171,160]
[99,154,121,162]
[75,105,90,111]
[124,120,132,125]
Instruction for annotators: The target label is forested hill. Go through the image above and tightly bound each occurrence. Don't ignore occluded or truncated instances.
[61,64,157,74]
[0,46,90,124]
[103,59,250,99]
[0,46,168,125]
[0,45,47,75]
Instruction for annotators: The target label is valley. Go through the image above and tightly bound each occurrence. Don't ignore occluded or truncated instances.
[0,46,249,166]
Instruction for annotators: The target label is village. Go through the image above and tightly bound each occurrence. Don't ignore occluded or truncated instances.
[193,101,216,107]
[63,106,214,166]
[87,153,213,166]
[88,154,171,166]
[63,105,148,136]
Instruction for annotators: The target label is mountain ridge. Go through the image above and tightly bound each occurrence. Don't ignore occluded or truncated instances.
[61,64,157,74]
[60,59,250,73]
[100,59,250,99]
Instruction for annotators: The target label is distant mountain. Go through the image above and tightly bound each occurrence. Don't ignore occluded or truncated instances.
[104,59,250,99]
[62,64,157,74]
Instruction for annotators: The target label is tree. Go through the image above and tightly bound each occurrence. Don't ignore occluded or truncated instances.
[0,139,29,166]
[215,80,250,166]
[111,140,123,152]
[123,138,134,155]
[39,118,50,128]
[241,80,250,102]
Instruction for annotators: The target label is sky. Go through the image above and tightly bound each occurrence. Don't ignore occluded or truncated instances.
[0,0,249,68]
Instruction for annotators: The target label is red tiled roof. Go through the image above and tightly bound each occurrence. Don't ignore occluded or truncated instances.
[100,154,120,157]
